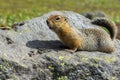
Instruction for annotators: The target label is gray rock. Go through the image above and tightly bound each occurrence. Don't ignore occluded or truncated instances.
[0,11,120,80]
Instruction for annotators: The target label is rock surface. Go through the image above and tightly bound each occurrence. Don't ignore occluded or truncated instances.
[0,11,120,80]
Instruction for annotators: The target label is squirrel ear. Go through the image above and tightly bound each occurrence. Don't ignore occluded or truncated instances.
[64,17,67,21]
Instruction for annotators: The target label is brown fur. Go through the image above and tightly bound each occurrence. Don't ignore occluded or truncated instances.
[46,15,115,53]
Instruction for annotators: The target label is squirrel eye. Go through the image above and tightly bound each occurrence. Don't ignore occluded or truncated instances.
[55,17,60,21]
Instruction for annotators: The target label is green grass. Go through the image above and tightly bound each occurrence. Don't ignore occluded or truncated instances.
[0,0,120,26]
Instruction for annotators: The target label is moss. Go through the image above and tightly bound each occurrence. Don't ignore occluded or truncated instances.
[103,56,116,64]
[81,57,89,61]
[11,73,19,80]
[48,64,54,70]
[59,56,64,61]
[0,59,13,79]
[57,76,68,80]
[61,62,65,67]
[111,77,116,80]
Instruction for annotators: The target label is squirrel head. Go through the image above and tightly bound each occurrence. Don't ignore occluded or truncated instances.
[46,15,68,31]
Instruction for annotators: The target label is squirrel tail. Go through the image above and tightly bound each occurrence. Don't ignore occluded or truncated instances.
[91,17,117,40]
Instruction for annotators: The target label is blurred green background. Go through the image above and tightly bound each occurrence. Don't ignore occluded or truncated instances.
[0,0,120,26]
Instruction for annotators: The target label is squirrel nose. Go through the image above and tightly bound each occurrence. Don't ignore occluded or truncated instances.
[46,20,49,24]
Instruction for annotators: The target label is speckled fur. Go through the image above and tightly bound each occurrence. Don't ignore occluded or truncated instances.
[46,15,115,53]
[78,28,115,52]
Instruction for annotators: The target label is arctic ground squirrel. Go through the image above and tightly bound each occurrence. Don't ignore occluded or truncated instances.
[46,15,117,53]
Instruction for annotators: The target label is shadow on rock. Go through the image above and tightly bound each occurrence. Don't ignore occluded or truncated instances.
[26,40,66,50]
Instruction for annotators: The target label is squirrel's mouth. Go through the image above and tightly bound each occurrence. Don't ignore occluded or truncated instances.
[46,20,49,25]
[46,20,53,29]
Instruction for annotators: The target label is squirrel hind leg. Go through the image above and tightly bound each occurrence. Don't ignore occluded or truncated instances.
[98,40,115,53]
[99,46,115,53]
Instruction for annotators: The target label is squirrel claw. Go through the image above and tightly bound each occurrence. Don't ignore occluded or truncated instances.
[65,49,77,53]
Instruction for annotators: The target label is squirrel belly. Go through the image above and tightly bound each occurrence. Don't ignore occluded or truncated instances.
[46,15,116,53]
